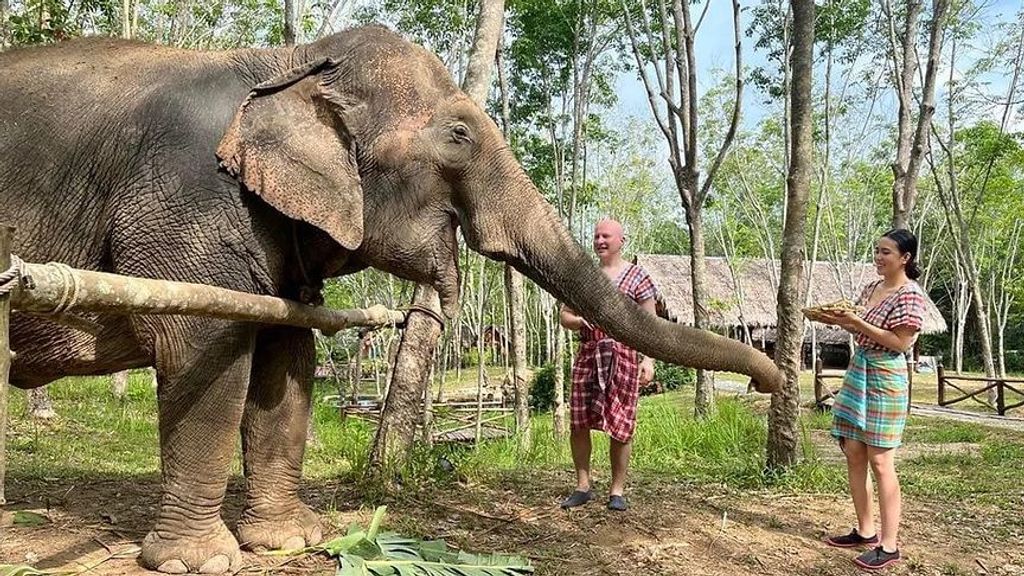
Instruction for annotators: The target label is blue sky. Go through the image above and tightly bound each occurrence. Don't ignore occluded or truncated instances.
[612,0,1024,132]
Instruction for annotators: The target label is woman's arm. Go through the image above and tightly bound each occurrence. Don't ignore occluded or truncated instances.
[825,311,918,352]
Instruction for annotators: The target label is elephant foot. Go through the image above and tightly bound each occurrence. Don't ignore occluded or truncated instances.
[236,504,323,552]
[140,521,241,574]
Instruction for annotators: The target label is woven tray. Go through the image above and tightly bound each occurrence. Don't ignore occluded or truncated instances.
[802,300,864,323]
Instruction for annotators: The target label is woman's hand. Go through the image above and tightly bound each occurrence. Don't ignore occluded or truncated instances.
[819,310,863,332]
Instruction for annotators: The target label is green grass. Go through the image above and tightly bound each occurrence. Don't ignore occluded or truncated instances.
[6,370,1024,516]
[7,374,160,479]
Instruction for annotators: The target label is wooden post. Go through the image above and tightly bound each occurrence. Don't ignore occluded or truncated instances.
[997,378,1005,416]
[12,261,405,335]
[0,224,15,505]
[937,360,946,406]
[422,361,434,446]
[813,356,824,404]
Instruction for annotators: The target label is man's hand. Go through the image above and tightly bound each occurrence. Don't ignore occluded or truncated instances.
[559,305,592,331]
[639,357,655,385]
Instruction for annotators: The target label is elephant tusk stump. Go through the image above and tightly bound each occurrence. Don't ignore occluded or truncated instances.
[9,261,407,336]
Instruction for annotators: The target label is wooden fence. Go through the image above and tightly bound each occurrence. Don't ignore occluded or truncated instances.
[323,393,514,444]
[814,355,1023,416]
[937,363,1024,416]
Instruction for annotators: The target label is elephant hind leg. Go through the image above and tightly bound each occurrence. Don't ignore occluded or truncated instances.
[140,317,255,574]
[236,326,322,551]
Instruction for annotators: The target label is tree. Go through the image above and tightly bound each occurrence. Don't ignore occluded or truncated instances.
[926,1,1017,389]
[502,0,622,433]
[367,0,505,477]
[496,33,532,446]
[622,0,743,417]
[884,0,949,230]
[283,0,295,45]
[767,0,813,471]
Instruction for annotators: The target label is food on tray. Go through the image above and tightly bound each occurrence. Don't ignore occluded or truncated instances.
[801,299,864,322]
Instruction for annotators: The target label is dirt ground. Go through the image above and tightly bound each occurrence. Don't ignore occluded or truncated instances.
[3,468,1023,576]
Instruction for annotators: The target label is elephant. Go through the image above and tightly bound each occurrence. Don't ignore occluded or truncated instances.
[0,26,784,573]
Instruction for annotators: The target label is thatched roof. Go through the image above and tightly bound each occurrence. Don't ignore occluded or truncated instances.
[634,254,947,335]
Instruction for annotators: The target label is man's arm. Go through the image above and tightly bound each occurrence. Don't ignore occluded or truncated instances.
[559,304,590,331]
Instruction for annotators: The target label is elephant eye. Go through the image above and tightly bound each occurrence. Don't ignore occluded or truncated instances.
[450,123,472,144]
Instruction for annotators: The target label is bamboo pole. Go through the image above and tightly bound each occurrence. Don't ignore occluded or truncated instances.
[0,225,13,505]
[11,261,405,335]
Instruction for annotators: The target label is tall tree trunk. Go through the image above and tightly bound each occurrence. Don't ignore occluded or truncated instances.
[284,0,297,46]
[367,285,442,477]
[474,256,486,444]
[496,32,531,446]
[366,0,505,477]
[930,35,996,390]
[121,0,132,39]
[112,370,130,398]
[552,324,567,436]
[623,0,742,418]
[28,387,57,419]
[0,0,10,48]
[889,0,948,229]
[687,203,715,417]
[767,0,814,471]
[0,225,12,504]
[505,265,530,446]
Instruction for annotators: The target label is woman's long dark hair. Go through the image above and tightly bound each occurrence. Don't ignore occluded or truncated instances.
[883,228,922,280]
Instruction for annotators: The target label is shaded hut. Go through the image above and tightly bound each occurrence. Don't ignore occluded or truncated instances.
[635,255,947,368]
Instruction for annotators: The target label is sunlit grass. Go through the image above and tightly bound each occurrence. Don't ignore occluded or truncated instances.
[6,370,1023,517]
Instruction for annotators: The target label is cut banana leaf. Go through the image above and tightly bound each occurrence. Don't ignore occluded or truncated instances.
[0,565,48,576]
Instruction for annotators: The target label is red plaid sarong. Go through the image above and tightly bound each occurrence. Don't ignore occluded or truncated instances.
[570,264,656,443]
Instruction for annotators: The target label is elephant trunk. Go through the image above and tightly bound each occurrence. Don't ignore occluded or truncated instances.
[487,176,784,394]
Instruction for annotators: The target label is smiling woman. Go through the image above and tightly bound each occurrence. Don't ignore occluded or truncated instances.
[818,228,926,570]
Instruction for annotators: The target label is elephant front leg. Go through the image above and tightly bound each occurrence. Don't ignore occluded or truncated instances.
[236,327,323,551]
[140,321,255,574]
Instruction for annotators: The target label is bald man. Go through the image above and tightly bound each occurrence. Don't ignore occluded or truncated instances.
[559,218,657,512]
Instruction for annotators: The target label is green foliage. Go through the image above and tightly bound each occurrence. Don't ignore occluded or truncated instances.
[528,361,570,412]
[276,506,533,575]
[654,360,694,391]
[461,348,481,368]
[5,0,117,46]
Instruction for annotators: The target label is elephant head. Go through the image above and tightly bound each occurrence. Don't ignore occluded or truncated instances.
[217,26,784,393]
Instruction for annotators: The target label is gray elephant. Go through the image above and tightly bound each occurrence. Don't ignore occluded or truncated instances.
[0,26,784,573]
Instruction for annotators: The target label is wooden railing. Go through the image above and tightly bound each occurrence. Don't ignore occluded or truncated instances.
[324,394,514,443]
[937,363,1024,416]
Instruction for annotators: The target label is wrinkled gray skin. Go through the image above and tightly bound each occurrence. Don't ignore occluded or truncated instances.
[0,26,784,573]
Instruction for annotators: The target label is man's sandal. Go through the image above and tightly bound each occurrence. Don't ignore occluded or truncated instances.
[560,490,593,509]
[607,495,628,511]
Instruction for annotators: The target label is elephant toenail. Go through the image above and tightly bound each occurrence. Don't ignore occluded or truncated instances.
[156,559,189,574]
[309,526,323,544]
[282,535,306,551]
[198,554,233,574]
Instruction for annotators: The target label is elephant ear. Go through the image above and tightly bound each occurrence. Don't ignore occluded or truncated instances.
[217,58,364,250]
